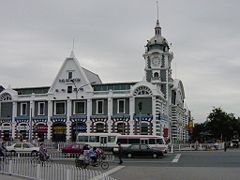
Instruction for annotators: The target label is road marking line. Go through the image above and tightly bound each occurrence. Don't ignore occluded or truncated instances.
[172,153,181,163]
[90,166,125,180]
[104,165,125,176]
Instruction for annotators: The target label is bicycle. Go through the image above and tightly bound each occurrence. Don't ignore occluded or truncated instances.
[31,154,53,167]
[75,154,109,170]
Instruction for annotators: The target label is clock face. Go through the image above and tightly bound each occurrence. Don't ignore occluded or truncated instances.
[152,57,160,66]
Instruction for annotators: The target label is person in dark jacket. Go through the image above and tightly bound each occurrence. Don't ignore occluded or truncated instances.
[118,142,123,164]
[0,141,7,158]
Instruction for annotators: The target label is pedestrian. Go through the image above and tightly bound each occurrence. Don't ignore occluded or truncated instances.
[117,142,123,165]
[224,141,227,152]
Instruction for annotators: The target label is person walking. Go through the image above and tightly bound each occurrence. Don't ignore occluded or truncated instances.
[117,142,123,165]
[224,141,227,152]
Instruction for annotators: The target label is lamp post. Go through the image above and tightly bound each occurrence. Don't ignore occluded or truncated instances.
[70,80,95,140]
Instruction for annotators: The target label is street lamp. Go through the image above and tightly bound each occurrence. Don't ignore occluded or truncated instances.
[70,80,96,140]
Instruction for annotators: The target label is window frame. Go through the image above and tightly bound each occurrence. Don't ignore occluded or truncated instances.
[54,101,66,115]
[38,102,45,115]
[67,86,73,93]
[96,100,104,114]
[20,103,27,116]
[74,100,86,114]
[68,71,73,79]
[117,99,125,114]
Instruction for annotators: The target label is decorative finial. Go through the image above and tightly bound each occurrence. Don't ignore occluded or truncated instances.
[156,1,159,20]
[72,38,75,51]
[70,38,76,58]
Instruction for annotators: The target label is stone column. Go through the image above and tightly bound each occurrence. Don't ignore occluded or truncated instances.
[29,100,34,141]
[152,96,156,135]
[87,99,92,133]
[107,94,113,133]
[129,97,135,135]
[11,101,17,139]
[47,100,52,141]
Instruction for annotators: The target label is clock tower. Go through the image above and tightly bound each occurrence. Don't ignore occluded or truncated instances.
[143,19,173,98]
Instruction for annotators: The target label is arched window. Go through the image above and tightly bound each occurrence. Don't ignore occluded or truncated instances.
[0,93,12,101]
[154,72,159,78]
[133,86,152,96]
[141,123,149,135]
[117,123,125,134]
[96,123,105,133]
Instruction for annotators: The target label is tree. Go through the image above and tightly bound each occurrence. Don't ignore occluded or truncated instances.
[192,107,240,142]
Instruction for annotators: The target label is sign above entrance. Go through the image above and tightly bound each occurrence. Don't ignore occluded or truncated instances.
[72,125,86,130]
[59,78,80,83]
[0,126,11,131]
[17,126,29,131]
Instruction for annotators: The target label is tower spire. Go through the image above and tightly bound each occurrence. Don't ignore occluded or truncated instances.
[155,1,161,36]
[70,38,76,58]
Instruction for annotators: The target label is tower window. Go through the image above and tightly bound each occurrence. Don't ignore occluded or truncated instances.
[68,72,73,79]
[154,72,159,78]
[67,86,72,93]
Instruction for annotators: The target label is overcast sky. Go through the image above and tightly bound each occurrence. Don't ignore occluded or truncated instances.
[0,0,240,123]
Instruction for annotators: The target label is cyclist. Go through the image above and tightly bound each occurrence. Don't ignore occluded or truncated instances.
[88,147,97,164]
[38,143,49,161]
[0,141,7,161]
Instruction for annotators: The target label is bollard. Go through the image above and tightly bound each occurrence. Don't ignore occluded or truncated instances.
[57,144,60,152]
[171,144,174,153]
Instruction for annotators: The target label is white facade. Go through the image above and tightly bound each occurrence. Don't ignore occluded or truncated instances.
[0,18,190,143]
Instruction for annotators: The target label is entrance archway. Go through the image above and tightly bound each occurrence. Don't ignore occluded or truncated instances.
[71,122,87,141]
[35,123,48,142]
[17,123,29,141]
[52,122,66,142]
[117,122,125,135]
[96,123,105,133]
[1,123,11,141]
[141,122,149,135]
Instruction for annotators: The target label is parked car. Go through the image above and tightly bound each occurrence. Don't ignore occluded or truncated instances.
[6,142,40,155]
[115,144,163,158]
[62,143,86,154]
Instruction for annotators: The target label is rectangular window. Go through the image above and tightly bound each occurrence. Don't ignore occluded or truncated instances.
[117,99,125,113]
[74,101,85,114]
[128,138,140,144]
[149,139,156,144]
[78,136,88,142]
[68,71,73,79]
[55,102,65,115]
[89,136,99,142]
[21,103,27,116]
[38,102,45,115]
[108,136,116,143]
[67,86,72,93]
[96,100,104,114]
